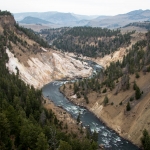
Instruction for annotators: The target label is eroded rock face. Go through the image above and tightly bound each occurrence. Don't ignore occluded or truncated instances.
[6,49,92,89]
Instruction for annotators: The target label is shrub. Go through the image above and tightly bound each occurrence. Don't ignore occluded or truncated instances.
[103,95,109,106]
[102,88,107,93]
[135,72,140,78]
[119,101,122,105]
[130,97,134,101]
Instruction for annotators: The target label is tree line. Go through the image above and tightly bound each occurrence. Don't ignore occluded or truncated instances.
[125,21,150,30]
[53,27,134,57]
[0,10,12,16]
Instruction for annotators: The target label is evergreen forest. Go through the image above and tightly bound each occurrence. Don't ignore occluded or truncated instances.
[125,21,150,30]
[52,27,134,57]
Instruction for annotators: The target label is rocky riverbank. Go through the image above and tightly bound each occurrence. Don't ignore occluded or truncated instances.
[42,96,87,138]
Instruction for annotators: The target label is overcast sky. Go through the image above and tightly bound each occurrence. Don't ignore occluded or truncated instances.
[1,0,150,16]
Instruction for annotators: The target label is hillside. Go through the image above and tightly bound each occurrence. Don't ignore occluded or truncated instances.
[0,11,98,150]
[60,31,150,147]
[51,26,134,57]
[124,21,150,30]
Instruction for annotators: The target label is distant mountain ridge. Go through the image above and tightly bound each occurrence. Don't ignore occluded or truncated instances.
[87,9,150,28]
[46,12,78,24]
[14,12,99,27]
[19,16,52,24]
[14,9,150,28]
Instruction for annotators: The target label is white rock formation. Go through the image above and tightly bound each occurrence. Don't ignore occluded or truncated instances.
[6,49,92,89]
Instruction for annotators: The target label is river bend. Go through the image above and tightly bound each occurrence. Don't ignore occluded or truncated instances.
[42,62,139,150]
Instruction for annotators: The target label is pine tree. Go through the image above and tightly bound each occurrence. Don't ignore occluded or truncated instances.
[103,95,109,106]
[126,102,131,111]
[133,81,137,90]
[135,86,141,100]
[135,72,140,78]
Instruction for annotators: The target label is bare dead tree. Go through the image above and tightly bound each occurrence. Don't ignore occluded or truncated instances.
[39,110,46,126]
[48,127,59,150]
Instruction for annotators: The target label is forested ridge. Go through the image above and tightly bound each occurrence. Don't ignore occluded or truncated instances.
[51,27,134,57]
[0,10,12,16]
[40,27,70,44]
[0,11,98,150]
[124,21,150,30]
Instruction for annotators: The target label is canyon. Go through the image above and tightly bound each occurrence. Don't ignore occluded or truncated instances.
[2,13,150,148]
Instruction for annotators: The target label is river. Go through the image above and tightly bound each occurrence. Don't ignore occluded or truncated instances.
[42,62,140,150]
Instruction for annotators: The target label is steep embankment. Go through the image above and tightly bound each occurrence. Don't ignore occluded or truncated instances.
[89,72,150,146]
[6,48,92,89]
[61,70,150,146]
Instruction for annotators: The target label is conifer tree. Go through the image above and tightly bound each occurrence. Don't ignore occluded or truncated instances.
[135,86,141,100]
[103,95,109,106]
[126,102,131,111]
